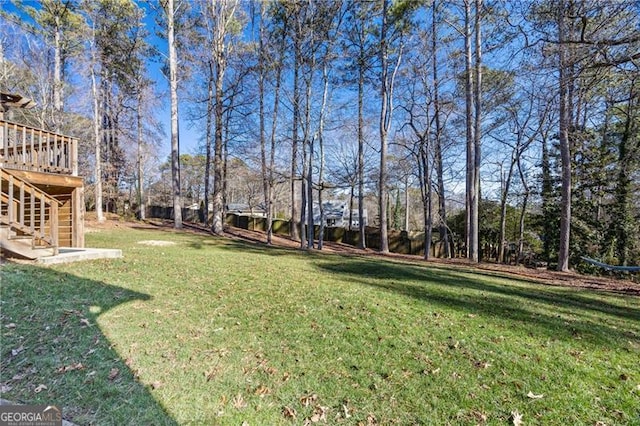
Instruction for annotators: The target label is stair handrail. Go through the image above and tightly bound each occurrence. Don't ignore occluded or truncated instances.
[0,167,62,254]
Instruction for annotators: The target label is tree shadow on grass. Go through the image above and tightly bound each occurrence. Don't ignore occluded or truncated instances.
[314,259,640,347]
[0,263,177,426]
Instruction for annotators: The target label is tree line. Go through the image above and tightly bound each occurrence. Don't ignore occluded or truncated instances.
[1,0,638,271]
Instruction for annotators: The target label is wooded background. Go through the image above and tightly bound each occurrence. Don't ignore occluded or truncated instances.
[1,0,638,271]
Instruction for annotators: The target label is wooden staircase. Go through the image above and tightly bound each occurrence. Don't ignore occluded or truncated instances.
[1,168,61,259]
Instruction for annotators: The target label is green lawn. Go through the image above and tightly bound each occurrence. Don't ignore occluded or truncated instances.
[1,227,639,425]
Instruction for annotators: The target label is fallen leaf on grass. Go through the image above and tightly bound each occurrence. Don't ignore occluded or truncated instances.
[57,362,85,373]
[365,413,378,425]
[108,368,120,381]
[510,410,523,426]
[263,366,278,376]
[471,410,488,423]
[306,406,328,423]
[232,393,246,409]
[341,403,352,419]
[527,391,544,399]
[282,406,296,419]
[300,393,318,407]
[34,384,47,393]
[205,367,220,382]
[254,385,271,397]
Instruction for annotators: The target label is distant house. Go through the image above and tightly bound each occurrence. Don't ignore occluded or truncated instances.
[313,201,368,228]
[226,203,266,217]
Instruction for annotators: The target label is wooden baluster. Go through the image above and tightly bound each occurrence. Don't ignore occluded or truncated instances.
[51,200,59,254]
[8,175,14,224]
[21,126,26,166]
[40,192,45,240]
[61,136,67,172]
[9,124,18,163]
[30,187,35,236]
[71,137,78,175]
[19,180,25,227]
[53,133,58,170]
[38,129,43,171]
[30,127,35,170]
[1,121,6,163]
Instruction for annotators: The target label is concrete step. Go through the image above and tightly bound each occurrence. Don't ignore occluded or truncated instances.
[1,228,54,259]
[36,247,123,264]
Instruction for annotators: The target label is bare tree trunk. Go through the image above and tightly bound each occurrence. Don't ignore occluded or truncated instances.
[137,88,145,220]
[305,67,314,249]
[204,61,213,225]
[464,0,474,260]
[301,59,314,249]
[404,175,410,231]
[211,0,238,235]
[557,1,571,272]
[290,28,301,242]
[426,171,433,259]
[90,56,104,223]
[267,28,286,245]
[167,0,182,229]
[516,155,530,264]
[472,0,482,262]
[418,141,431,260]
[357,36,366,249]
[379,0,390,254]
[258,3,268,240]
[317,61,330,250]
[211,61,225,234]
[53,16,62,131]
[432,0,449,257]
[498,155,515,263]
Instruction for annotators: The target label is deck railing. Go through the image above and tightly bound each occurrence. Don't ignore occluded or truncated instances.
[0,168,61,254]
[0,119,78,176]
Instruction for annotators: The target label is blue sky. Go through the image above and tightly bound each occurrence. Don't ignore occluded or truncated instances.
[2,0,202,159]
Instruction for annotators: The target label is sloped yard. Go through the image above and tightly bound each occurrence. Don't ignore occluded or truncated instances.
[1,225,639,425]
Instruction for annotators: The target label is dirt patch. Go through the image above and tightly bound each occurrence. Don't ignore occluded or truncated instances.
[137,240,177,247]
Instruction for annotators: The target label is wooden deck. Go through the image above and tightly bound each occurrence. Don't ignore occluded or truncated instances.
[1,119,85,257]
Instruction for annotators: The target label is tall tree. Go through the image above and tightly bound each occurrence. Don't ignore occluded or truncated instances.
[164,0,182,228]
[556,0,571,271]
[431,0,450,258]
[344,0,376,249]
[264,3,288,245]
[16,0,83,130]
[472,0,482,262]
